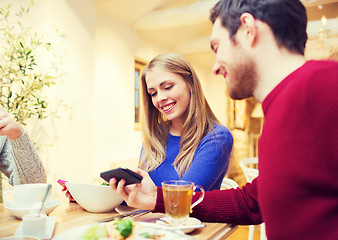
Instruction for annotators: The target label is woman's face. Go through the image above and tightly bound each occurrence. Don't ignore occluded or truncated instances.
[145,69,191,126]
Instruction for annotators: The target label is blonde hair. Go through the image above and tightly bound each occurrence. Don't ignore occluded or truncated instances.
[138,53,219,177]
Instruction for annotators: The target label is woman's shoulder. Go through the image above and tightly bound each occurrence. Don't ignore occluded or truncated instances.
[205,124,233,141]
[213,124,231,135]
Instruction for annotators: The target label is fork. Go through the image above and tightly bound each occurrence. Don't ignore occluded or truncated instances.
[98,209,151,222]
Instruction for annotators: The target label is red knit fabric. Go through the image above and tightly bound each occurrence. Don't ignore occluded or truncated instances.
[154,60,338,239]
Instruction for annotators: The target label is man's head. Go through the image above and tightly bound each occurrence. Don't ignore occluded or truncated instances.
[210,0,308,55]
[209,0,308,100]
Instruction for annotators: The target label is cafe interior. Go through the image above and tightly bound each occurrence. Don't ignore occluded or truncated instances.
[0,0,337,238]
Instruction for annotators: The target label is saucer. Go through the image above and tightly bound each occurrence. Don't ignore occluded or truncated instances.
[15,216,56,240]
[156,217,203,233]
[4,199,60,219]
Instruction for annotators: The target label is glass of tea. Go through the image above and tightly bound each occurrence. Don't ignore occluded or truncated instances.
[161,180,205,225]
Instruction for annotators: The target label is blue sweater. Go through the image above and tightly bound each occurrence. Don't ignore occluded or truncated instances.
[148,124,233,191]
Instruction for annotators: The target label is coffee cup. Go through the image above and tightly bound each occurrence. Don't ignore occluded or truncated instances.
[2,183,51,208]
[162,180,205,224]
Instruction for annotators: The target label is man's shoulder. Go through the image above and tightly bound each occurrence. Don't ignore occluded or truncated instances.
[303,60,338,74]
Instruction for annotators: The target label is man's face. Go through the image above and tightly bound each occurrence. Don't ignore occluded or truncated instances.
[210,18,257,100]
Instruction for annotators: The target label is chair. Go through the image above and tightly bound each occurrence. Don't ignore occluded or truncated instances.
[221,177,240,190]
[239,157,259,183]
[240,157,267,240]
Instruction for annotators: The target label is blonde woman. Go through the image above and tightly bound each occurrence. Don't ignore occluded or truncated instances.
[138,53,232,191]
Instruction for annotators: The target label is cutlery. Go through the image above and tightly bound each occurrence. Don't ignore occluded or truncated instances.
[98,209,151,222]
[38,184,51,216]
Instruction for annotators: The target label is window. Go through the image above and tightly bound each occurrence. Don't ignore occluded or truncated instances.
[134,58,147,130]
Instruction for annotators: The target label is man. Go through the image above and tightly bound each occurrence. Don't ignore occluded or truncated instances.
[110,0,338,239]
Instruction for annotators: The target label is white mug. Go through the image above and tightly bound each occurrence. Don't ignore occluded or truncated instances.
[2,183,51,208]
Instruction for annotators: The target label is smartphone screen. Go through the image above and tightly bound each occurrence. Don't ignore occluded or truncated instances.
[100,167,143,186]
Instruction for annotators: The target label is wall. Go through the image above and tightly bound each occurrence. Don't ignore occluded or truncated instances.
[0,0,97,199]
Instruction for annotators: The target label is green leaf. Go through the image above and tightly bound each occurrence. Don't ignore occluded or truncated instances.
[115,218,133,239]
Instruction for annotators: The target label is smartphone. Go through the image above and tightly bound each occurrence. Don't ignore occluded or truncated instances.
[57,179,67,188]
[100,167,143,186]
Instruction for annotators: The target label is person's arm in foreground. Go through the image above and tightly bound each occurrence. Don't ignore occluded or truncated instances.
[0,110,46,185]
[110,169,263,225]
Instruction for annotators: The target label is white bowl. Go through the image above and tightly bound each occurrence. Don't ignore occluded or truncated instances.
[65,182,123,213]
[4,199,60,219]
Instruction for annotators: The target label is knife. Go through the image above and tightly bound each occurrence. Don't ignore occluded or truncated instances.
[98,209,151,223]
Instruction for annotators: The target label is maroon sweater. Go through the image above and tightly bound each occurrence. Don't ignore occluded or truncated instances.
[154,60,338,239]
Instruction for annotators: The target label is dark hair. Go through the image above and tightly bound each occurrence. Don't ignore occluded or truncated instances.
[210,0,308,55]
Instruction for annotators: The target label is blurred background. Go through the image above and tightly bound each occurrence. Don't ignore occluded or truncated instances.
[0,0,337,199]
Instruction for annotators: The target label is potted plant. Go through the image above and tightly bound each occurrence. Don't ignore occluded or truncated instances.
[0,0,66,201]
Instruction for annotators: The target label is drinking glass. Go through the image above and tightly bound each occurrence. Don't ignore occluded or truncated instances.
[162,180,204,225]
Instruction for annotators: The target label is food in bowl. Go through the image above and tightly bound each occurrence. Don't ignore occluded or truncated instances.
[65,182,123,213]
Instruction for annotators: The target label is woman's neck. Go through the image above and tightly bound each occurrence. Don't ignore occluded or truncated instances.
[169,120,184,136]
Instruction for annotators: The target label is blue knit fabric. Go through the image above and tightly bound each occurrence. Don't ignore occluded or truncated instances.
[148,124,233,191]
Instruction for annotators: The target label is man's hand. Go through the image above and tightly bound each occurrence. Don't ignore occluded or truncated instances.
[110,169,157,210]
[0,111,24,140]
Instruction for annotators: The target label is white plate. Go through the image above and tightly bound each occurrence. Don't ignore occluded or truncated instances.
[15,216,56,240]
[0,237,41,240]
[4,199,60,219]
[53,222,193,240]
[114,207,203,234]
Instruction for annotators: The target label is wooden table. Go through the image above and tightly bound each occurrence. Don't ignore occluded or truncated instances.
[0,200,237,239]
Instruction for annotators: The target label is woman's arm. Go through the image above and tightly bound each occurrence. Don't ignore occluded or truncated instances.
[9,131,47,185]
[181,125,233,190]
[0,109,46,185]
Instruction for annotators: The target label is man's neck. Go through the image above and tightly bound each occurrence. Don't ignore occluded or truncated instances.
[253,50,306,103]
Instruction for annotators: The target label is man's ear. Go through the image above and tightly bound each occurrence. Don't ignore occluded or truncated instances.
[239,13,257,46]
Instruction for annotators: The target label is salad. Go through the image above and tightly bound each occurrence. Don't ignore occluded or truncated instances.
[81,218,169,240]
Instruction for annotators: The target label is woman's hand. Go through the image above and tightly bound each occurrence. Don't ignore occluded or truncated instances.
[62,186,76,202]
[110,169,157,210]
[0,110,24,140]
[58,179,76,202]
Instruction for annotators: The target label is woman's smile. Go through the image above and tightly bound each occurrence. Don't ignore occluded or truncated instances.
[161,102,176,113]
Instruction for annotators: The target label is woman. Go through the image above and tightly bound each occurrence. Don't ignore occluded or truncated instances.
[138,53,233,191]
[61,53,232,201]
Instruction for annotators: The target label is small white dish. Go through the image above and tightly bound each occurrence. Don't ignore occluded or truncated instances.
[15,216,56,240]
[4,199,60,219]
[156,217,204,233]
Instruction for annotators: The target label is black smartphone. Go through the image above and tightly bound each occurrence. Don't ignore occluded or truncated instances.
[100,167,143,186]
